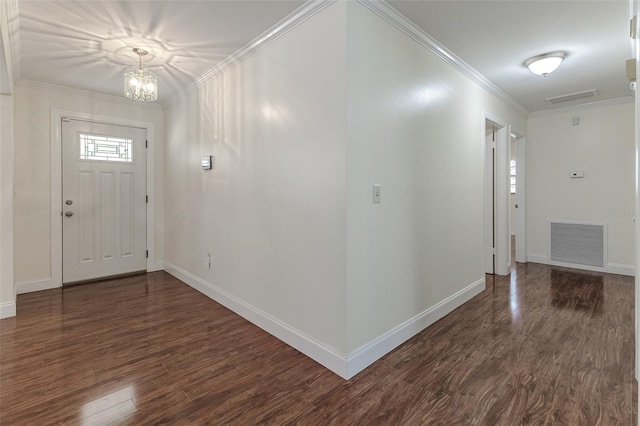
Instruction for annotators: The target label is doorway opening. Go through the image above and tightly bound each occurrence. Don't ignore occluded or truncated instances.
[484,117,510,276]
[510,132,526,266]
[49,109,157,291]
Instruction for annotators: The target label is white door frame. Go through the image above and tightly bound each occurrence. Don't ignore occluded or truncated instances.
[483,114,510,276]
[51,109,157,288]
[633,0,640,382]
[515,135,527,263]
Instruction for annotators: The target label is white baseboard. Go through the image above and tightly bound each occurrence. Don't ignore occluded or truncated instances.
[345,277,485,379]
[606,263,635,277]
[16,277,59,294]
[527,253,548,264]
[163,263,486,380]
[16,266,166,294]
[163,262,348,378]
[527,253,635,277]
[0,301,16,319]
[147,261,165,272]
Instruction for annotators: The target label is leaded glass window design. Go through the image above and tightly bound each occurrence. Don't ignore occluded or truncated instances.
[79,133,133,162]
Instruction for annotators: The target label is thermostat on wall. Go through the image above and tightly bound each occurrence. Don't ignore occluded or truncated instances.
[202,155,213,170]
[569,171,584,178]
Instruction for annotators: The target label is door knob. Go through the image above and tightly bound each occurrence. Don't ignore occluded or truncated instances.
[65,200,73,205]
[65,211,73,217]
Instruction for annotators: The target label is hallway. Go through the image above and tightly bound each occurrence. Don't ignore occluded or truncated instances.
[1,264,635,424]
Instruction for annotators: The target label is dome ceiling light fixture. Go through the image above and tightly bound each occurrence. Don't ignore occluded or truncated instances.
[524,51,567,77]
[124,47,158,101]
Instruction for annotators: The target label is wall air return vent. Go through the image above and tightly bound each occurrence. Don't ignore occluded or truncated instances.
[549,221,606,270]
[545,89,599,105]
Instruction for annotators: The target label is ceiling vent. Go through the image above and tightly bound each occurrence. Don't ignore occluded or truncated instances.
[545,89,599,105]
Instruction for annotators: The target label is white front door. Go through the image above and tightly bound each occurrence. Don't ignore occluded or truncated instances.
[62,119,147,284]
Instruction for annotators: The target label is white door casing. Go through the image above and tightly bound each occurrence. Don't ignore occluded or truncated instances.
[62,119,147,284]
[483,122,496,274]
[483,116,510,276]
[515,136,527,263]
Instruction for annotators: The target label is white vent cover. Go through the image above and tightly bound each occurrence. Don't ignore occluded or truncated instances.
[545,89,599,105]
[549,222,605,268]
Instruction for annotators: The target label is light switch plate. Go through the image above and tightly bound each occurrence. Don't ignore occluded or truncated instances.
[202,155,213,170]
[373,184,381,203]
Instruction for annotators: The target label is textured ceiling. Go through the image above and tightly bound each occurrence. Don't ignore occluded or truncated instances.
[6,0,635,112]
[10,0,306,102]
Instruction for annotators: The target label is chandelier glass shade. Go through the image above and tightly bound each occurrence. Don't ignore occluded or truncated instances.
[124,48,158,102]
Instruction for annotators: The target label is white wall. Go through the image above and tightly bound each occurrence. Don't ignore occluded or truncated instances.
[13,83,164,291]
[0,93,15,318]
[163,1,529,378]
[345,2,527,355]
[163,3,348,357]
[527,101,635,275]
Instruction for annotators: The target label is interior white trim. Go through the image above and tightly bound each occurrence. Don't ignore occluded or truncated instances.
[50,109,157,290]
[0,1,15,90]
[483,114,511,276]
[3,0,19,84]
[496,125,511,274]
[167,0,336,109]
[357,0,529,118]
[0,301,16,319]
[526,253,633,277]
[346,277,486,379]
[633,0,639,384]
[16,278,56,294]
[19,80,162,109]
[607,263,635,277]
[528,96,634,117]
[515,136,527,263]
[527,253,548,264]
[163,262,348,378]
[148,262,165,273]
[165,261,485,380]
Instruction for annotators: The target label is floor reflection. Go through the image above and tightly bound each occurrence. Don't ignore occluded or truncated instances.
[550,269,604,315]
[80,385,137,425]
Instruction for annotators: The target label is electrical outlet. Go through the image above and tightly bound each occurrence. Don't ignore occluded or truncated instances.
[205,252,211,269]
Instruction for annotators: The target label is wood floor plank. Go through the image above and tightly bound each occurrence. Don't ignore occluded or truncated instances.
[0,263,636,425]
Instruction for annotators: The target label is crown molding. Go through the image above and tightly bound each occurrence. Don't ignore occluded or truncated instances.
[16,79,163,110]
[528,96,634,118]
[356,0,530,118]
[162,0,336,110]
[0,2,14,93]
[4,0,20,85]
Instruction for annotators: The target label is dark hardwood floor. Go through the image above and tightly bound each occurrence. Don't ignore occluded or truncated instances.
[1,260,636,425]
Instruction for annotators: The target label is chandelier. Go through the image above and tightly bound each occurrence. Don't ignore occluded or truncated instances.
[123,48,158,101]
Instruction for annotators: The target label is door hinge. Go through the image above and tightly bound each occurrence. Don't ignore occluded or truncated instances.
[146,250,149,258]
[146,195,148,203]
[145,140,148,148]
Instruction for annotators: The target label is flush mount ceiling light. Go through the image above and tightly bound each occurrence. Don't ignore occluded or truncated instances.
[123,47,158,101]
[524,51,567,76]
